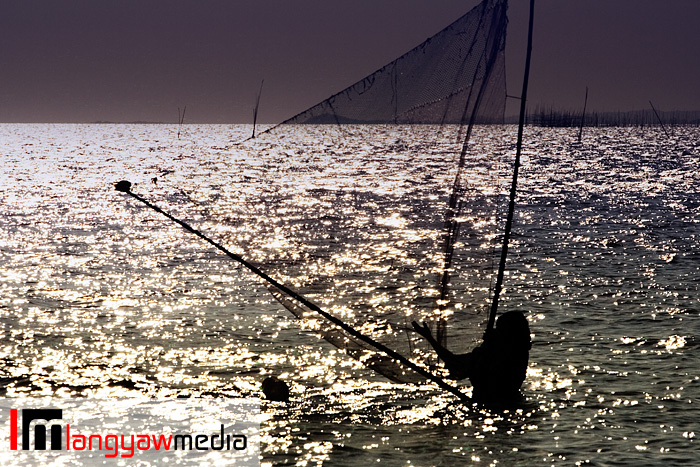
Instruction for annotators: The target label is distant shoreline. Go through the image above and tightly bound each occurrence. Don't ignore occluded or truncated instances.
[1,109,699,127]
[513,108,700,127]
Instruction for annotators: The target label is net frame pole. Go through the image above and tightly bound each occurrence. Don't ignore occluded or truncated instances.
[486,0,535,334]
[115,182,471,402]
[436,0,507,347]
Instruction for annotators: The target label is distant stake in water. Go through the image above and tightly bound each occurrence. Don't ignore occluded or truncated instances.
[649,100,671,138]
[114,180,470,402]
[577,86,588,143]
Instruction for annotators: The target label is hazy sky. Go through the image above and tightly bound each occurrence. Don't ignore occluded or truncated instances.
[1,0,698,123]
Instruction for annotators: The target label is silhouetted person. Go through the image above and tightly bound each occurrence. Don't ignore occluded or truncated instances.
[413,311,531,404]
[262,376,290,402]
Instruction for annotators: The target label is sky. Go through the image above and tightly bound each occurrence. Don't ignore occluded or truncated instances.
[1,0,699,123]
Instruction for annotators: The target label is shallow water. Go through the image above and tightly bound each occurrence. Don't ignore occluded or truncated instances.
[1,123,698,465]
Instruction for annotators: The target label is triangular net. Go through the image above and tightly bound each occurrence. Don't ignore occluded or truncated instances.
[261,0,506,129]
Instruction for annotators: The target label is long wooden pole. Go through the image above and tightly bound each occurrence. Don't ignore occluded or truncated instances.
[115,180,470,402]
[486,0,535,334]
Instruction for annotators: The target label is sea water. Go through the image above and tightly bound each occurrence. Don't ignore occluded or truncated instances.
[0,123,698,465]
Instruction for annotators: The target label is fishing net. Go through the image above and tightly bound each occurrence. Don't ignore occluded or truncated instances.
[225,0,511,383]
[261,0,506,129]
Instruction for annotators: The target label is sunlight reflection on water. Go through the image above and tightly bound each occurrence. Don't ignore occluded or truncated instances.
[0,123,699,465]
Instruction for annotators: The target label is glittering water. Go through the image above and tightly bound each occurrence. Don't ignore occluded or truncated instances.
[1,123,699,465]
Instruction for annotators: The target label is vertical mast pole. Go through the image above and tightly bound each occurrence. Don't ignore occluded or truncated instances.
[486,0,535,334]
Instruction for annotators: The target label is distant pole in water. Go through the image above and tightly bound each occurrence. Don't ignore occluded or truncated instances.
[114,180,470,402]
[577,87,588,143]
[649,100,671,138]
[252,79,264,138]
[487,0,535,335]
[178,106,187,139]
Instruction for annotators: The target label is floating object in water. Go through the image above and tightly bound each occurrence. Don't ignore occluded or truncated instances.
[115,180,132,192]
[262,376,289,402]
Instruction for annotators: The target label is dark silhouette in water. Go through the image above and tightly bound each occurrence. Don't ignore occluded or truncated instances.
[115,180,132,192]
[262,376,290,402]
[413,311,531,403]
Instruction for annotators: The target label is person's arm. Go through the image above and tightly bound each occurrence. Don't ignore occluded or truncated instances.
[412,321,472,380]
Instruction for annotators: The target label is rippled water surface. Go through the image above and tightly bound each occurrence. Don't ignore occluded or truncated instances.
[1,123,699,465]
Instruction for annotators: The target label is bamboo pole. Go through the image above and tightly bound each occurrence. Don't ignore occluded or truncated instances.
[114,180,471,403]
[487,0,535,334]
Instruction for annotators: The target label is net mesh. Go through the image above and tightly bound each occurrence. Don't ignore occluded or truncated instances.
[239,0,510,382]
[261,0,507,129]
